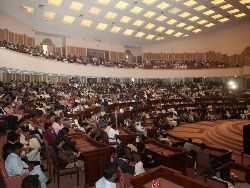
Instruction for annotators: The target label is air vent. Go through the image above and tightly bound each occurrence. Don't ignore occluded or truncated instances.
[38,4,44,8]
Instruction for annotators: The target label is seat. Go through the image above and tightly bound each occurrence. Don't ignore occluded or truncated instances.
[186,167,196,178]
[132,151,141,163]
[101,130,117,146]
[124,146,132,161]
[197,150,215,176]
[49,146,79,188]
[0,160,27,188]
[44,138,52,177]
[206,177,228,188]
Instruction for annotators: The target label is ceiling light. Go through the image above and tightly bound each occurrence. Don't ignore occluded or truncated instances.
[239,0,250,4]
[43,11,56,21]
[88,7,101,16]
[135,32,145,38]
[183,34,190,37]
[166,19,177,25]
[105,12,117,20]
[80,19,92,28]
[97,0,110,5]
[176,22,186,27]
[48,0,62,7]
[133,20,144,27]
[218,18,230,22]
[21,5,34,15]
[123,29,134,36]
[110,26,121,33]
[143,0,157,5]
[115,1,129,10]
[96,23,108,31]
[227,9,240,14]
[120,16,131,23]
[144,11,156,18]
[193,28,202,33]
[156,15,167,22]
[62,15,75,24]
[189,16,199,21]
[69,1,84,12]
[185,26,194,30]
[174,32,183,37]
[211,0,225,5]
[183,0,197,7]
[146,34,155,40]
[155,26,165,32]
[169,8,181,14]
[130,6,143,14]
[247,5,250,9]
[234,13,247,18]
[220,4,233,10]
[212,14,222,19]
[156,36,164,40]
[203,10,215,16]
[156,2,170,10]
[179,12,191,18]
[165,29,175,35]
[144,23,155,29]
[205,23,215,27]
[194,5,206,11]
[197,19,208,25]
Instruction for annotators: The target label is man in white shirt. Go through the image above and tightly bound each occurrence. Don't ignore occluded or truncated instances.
[107,123,119,144]
[5,143,49,188]
[52,117,64,134]
[96,162,124,188]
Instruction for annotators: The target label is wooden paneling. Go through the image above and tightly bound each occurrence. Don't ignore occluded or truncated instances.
[27,36,33,47]
[0,29,4,40]
[8,32,14,43]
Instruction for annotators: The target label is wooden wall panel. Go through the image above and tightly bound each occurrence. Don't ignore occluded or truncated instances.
[27,36,33,47]
[18,34,23,44]
[0,29,4,40]
[8,32,14,43]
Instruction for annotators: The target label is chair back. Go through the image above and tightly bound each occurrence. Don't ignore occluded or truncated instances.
[101,130,109,144]
[124,147,132,161]
[132,151,141,163]
[197,150,210,168]
[207,177,228,188]
[186,167,196,177]
[49,146,60,168]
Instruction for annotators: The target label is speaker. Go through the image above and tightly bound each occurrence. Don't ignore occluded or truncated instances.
[243,124,250,154]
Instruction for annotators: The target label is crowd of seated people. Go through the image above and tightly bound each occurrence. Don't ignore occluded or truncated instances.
[0,39,232,70]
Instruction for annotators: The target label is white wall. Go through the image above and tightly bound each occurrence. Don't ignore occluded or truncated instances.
[143,21,250,55]
[1,49,250,79]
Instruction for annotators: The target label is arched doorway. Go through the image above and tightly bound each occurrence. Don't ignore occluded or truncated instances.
[40,38,54,56]
[125,49,133,64]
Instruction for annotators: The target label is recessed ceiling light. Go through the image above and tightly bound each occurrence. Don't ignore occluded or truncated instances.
[62,15,75,24]
[174,32,183,37]
[97,0,110,5]
[96,23,108,31]
[105,12,117,20]
[156,15,167,22]
[156,2,170,10]
[156,36,164,40]
[69,1,84,12]
[239,0,250,4]
[227,9,240,14]
[205,23,215,27]
[155,26,165,32]
[130,6,143,14]
[166,19,177,25]
[142,0,157,5]
[203,10,215,16]
[165,29,175,35]
[80,19,92,28]
[194,5,206,11]
[115,1,129,10]
[146,34,155,40]
[48,0,62,7]
[120,16,131,23]
[144,23,155,29]
[218,18,230,22]
[21,5,34,15]
[212,14,222,19]
[185,26,194,30]
[43,11,56,21]
[183,0,197,7]
[88,7,101,16]
[110,26,121,33]
[168,8,181,14]
[220,4,233,10]
[144,11,156,18]
[176,22,186,27]
[135,32,145,38]
[193,28,202,33]
[179,12,191,18]
[234,13,247,18]
[189,16,199,21]
[123,29,134,36]
[197,19,208,25]
[211,0,225,5]
[133,20,144,27]
[247,5,250,9]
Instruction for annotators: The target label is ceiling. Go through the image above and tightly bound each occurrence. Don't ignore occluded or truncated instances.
[0,0,250,46]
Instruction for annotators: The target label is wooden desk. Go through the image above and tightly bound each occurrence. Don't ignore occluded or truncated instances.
[130,166,208,188]
[144,139,187,172]
[70,134,112,185]
[117,128,137,146]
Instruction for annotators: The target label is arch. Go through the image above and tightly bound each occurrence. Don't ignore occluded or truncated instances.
[41,38,53,46]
